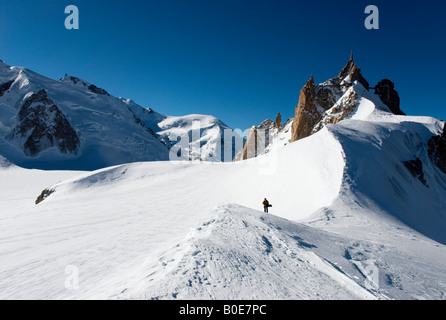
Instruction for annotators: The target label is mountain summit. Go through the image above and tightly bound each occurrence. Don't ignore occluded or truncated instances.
[234,55,406,161]
[0,60,238,170]
[290,55,398,143]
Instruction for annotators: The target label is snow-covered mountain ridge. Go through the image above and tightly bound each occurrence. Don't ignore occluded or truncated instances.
[0,60,237,170]
[0,56,446,300]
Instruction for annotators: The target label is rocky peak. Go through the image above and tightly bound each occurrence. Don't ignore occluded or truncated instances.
[338,55,370,90]
[290,75,320,142]
[9,89,80,156]
[290,55,405,143]
[61,75,110,96]
[274,112,282,130]
[375,79,405,115]
[66,75,87,87]
[234,116,286,161]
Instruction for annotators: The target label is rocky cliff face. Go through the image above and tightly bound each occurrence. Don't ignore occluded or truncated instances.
[234,55,409,162]
[274,112,282,130]
[0,80,14,97]
[312,86,360,134]
[63,75,110,96]
[338,56,370,90]
[428,123,446,174]
[233,117,293,161]
[237,119,274,161]
[375,79,404,116]
[290,76,321,142]
[290,56,404,143]
[9,89,80,156]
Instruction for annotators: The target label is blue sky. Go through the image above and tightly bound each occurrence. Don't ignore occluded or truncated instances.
[0,0,445,130]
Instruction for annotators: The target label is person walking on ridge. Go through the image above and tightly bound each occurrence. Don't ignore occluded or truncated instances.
[263,198,271,213]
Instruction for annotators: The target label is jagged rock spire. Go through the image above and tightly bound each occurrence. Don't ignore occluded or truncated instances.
[339,54,370,90]
[274,112,282,130]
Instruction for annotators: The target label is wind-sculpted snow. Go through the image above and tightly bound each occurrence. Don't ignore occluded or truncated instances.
[139,204,446,300]
[322,116,446,245]
[0,129,346,299]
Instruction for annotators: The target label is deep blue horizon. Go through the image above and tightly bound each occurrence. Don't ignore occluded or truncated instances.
[0,0,445,130]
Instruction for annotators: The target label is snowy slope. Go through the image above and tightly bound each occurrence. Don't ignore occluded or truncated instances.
[1,60,446,300]
[0,60,237,170]
[0,126,347,299]
[1,83,446,300]
[144,205,446,300]
[308,83,446,244]
[1,151,445,299]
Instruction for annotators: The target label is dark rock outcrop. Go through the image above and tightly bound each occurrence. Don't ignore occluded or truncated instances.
[428,123,446,174]
[63,75,110,96]
[68,75,87,86]
[35,188,55,205]
[338,57,370,90]
[10,89,80,156]
[274,112,282,130]
[403,158,428,186]
[0,80,14,97]
[88,84,110,96]
[375,79,405,115]
[234,118,282,161]
[127,107,157,138]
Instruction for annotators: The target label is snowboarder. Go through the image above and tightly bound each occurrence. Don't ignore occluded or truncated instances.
[263,198,271,213]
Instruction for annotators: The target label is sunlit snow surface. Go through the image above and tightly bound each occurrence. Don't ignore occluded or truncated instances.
[1,83,446,300]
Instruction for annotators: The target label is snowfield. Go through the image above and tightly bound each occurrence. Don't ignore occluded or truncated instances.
[1,82,446,300]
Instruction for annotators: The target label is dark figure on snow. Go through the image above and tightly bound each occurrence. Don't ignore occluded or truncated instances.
[263,198,271,213]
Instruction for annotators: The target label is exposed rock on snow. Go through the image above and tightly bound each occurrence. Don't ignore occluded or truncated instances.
[0,61,238,169]
[88,84,110,96]
[290,56,370,143]
[233,118,286,161]
[290,75,321,142]
[403,158,428,186]
[9,89,80,156]
[0,80,14,97]
[338,56,370,90]
[312,86,360,134]
[428,123,446,174]
[274,112,282,130]
[375,79,404,115]
[35,188,55,205]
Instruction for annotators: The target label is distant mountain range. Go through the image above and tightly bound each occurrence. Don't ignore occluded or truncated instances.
[0,60,238,170]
